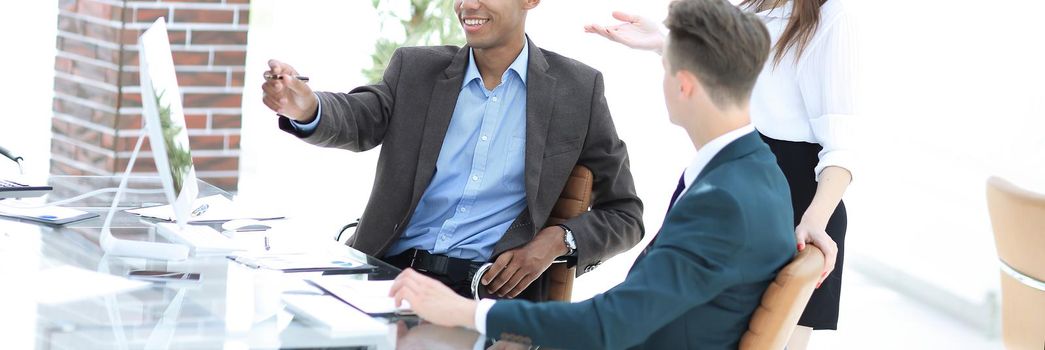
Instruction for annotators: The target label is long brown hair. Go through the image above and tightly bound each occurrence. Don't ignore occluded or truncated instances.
[740,0,826,65]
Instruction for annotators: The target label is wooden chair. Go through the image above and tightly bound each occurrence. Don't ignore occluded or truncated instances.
[542,165,594,302]
[739,245,825,350]
[986,176,1045,349]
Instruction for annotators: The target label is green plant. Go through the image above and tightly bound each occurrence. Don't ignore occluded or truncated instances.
[364,0,464,83]
[154,88,192,195]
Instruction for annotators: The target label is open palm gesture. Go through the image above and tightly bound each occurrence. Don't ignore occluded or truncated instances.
[585,11,666,53]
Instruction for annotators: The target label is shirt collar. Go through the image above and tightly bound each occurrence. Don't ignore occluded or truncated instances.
[462,40,529,90]
[682,123,757,190]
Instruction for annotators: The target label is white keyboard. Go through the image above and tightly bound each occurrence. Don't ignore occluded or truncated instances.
[155,222,249,255]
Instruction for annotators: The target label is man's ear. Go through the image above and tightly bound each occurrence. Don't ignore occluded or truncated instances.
[524,0,540,10]
[675,69,700,100]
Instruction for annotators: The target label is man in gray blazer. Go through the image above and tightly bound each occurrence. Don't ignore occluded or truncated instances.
[389,1,795,348]
[260,0,643,301]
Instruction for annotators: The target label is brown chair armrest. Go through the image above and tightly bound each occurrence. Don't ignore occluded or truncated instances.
[543,165,593,302]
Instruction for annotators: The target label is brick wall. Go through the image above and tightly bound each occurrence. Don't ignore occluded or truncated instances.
[52,0,250,191]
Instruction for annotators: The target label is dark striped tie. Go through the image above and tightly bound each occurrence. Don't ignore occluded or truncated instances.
[666,173,687,215]
[640,173,687,257]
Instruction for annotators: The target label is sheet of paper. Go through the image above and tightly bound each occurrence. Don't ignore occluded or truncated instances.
[307,277,411,315]
[34,266,151,305]
[126,194,283,223]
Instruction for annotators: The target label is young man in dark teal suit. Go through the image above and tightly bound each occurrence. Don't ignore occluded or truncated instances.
[390,0,797,348]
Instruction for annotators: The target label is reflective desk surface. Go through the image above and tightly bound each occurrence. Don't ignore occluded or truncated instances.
[0,176,510,350]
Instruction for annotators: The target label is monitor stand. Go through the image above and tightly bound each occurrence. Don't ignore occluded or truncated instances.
[99,131,189,260]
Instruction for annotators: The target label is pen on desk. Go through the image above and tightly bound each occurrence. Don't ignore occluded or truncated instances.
[228,256,261,269]
[264,235,271,251]
[263,72,309,82]
[191,203,209,217]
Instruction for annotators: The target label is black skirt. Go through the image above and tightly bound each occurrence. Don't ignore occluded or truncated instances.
[760,133,847,330]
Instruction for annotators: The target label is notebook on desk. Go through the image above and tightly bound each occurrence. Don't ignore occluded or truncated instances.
[0,204,97,225]
[0,179,52,199]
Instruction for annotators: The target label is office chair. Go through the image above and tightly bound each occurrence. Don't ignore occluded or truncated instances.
[986,176,1045,350]
[739,245,824,350]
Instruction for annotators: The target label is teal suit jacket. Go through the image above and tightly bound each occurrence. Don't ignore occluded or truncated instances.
[486,132,796,349]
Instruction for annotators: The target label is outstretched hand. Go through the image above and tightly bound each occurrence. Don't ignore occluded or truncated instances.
[260,59,318,122]
[584,11,666,53]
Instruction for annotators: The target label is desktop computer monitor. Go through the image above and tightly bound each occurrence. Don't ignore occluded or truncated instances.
[99,18,207,260]
[138,17,199,229]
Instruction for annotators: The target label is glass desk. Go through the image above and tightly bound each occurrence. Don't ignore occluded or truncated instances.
[0,176,508,350]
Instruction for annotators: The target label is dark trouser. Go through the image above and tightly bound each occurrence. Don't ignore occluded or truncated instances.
[761,134,848,331]
[385,249,550,302]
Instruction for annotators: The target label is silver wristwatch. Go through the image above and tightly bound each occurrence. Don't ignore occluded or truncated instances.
[558,224,577,256]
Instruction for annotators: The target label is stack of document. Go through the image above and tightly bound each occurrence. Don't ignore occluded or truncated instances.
[127,194,283,223]
[229,252,376,273]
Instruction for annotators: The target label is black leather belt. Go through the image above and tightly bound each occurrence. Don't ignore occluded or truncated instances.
[387,249,485,285]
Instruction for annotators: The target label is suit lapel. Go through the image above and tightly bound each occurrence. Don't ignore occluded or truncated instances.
[410,47,470,205]
[523,38,557,221]
[635,131,764,264]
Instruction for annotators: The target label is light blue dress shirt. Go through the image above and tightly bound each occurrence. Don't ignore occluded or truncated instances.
[294,43,529,261]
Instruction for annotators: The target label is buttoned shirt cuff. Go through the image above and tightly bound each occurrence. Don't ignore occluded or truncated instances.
[288,93,323,134]
[474,298,497,334]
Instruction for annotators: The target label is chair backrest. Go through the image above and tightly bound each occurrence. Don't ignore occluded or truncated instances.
[985,176,1045,349]
[739,245,824,350]
[543,165,594,302]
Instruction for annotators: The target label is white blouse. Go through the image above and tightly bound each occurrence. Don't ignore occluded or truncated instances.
[750,0,859,181]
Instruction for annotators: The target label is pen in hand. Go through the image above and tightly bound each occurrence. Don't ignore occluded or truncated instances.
[263,72,309,82]
[263,70,312,120]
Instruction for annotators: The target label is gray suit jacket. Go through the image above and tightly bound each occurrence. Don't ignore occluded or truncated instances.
[278,38,643,275]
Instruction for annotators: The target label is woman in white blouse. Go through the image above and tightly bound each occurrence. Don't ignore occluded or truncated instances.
[586,0,857,348]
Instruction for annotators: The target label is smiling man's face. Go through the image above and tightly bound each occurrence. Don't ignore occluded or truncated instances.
[454,0,535,50]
